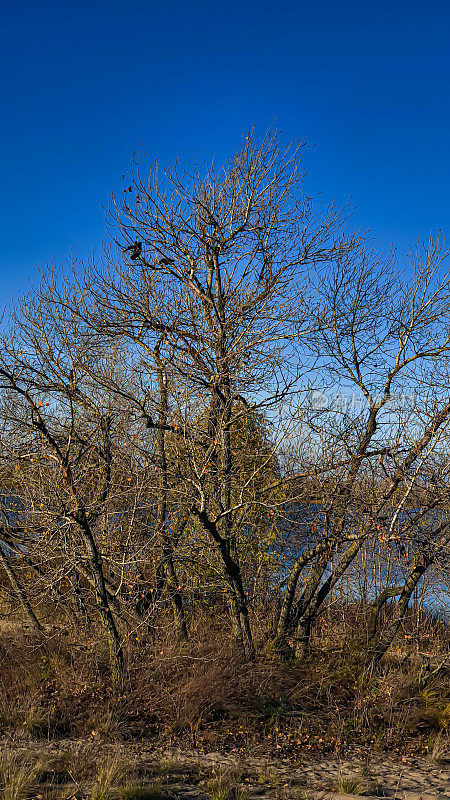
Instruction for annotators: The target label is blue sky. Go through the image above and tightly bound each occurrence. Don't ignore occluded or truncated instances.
[2,1,450,303]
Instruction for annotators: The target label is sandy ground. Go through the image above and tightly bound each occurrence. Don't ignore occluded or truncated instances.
[2,739,448,799]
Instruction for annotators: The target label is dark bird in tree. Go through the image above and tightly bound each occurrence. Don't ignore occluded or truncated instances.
[123,241,142,261]
[157,256,175,266]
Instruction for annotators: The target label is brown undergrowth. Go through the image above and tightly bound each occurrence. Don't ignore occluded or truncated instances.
[0,606,448,758]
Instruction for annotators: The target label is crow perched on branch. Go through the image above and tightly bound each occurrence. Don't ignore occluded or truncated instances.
[157,256,175,266]
[123,241,142,260]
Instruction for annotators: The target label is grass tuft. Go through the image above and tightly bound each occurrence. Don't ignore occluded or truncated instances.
[333,772,366,795]
[206,769,247,800]
[118,782,164,800]
[91,754,130,800]
[0,749,43,800]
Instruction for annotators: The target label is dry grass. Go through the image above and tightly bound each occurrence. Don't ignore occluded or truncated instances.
[0,605,447,756]
[0,749,44,800]
[427,730,450,763]
[332,772,367,795]
[205,769,247,800]
[91,754,130,800]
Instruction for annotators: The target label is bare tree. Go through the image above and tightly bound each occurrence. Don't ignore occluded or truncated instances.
[2,131,448,680]
[55,129,359,658]
[0,302,131,683]
[273,235,450,658]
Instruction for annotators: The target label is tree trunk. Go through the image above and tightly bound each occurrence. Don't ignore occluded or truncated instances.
[370,524,450,665]
[367,586,403,642]
[65,473,125,684]
[85,531,124,685]
[369,561,430,666]
[219,537,255,659]
[0,547,42,631]
[275,542,328,643]
[154,346,188,642]
[196,507,255,659]
[292,540,362,660]
[294,615,312,661]
[291,553,329,658]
